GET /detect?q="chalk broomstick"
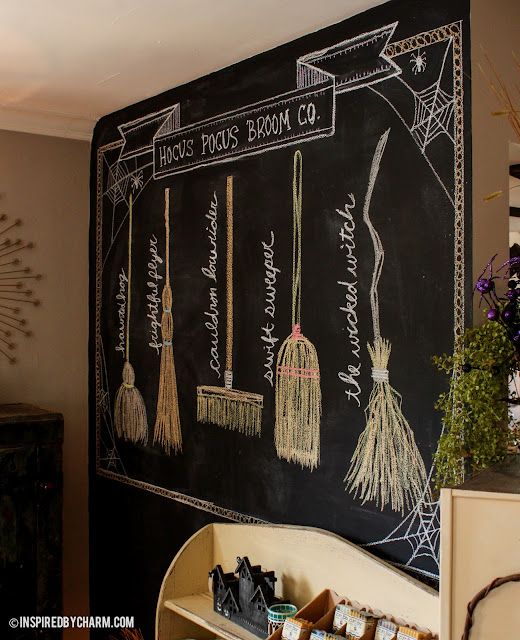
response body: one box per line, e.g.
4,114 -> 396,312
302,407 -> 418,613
345,129 -> 427,513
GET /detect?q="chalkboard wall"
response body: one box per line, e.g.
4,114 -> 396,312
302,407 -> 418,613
89,0 -> 471,635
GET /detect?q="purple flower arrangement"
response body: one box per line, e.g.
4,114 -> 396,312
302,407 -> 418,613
475,255 -> 520,351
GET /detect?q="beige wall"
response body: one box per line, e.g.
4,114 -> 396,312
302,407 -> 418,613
0,130 -> 90,636
471,0 -> 520,319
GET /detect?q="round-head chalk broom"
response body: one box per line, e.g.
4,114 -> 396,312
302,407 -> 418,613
197,176 -> 263,436
345,129 -> 427,513
114,193 -> 148,445
153,188 -> 182,454
274,150 -> 321,471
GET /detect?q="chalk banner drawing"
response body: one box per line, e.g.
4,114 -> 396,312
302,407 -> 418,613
94,8 -> 468,582
115,24 -> 400,176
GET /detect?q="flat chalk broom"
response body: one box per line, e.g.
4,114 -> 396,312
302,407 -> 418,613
197,175 -> 263,435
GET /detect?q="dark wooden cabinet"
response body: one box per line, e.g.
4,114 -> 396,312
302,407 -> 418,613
0,404 -> 63,639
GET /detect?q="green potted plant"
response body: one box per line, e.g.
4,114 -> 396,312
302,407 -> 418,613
433,256 -> 518,488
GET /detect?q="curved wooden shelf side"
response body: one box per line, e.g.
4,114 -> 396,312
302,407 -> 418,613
156,523 -> 439,640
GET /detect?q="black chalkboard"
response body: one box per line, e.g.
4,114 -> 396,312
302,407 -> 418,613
89,0 -> 471,635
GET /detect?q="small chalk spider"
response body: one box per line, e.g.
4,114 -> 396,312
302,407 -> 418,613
411,50 -> 427,74
131,170 -> 143,191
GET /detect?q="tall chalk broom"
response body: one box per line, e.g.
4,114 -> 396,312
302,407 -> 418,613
345,129 -> 426,513
114,194 -> 148,444
197,176 -> 263,435
275,150 -> 321,470
153,188 -> 182,454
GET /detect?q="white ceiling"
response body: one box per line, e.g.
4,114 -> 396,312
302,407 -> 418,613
0,0 -> 389,141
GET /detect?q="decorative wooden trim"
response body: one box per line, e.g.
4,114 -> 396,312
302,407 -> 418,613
450,488 -> 520,502
0,106 -> 94,141
440,489 -> 454,640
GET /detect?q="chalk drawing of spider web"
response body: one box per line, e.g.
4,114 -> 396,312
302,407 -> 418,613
371,37 -> 455,205
97,337 -> 127,476
106,161 -> 130,206
411,82 -> 454,152
364,465 -> 440,580
100,149 -> 154,269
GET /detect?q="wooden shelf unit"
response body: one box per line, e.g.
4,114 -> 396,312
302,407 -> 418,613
156,523 -> 439,640
164,593 -> 260,640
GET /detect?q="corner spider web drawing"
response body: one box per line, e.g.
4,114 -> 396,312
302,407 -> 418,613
364,466 -> 440,580
404,34 -> 454,153
372,36 -> 456,205
97,337 -> 126,475
101,151 -> 154,267
106,162 -> 130,206
411,82 -> 454,151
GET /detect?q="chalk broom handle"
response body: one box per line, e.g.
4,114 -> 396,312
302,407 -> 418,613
164,188 -> 170,286
363,129 -> 390,342
292,150 -> 302,331
126,194 -> 133,362
225,176 -> 234,389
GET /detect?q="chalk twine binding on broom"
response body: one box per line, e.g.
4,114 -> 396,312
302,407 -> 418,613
345,129 -> 427,514
153,188 -> 182,454
197,175 -> 263,435
275,150 -> 321,471
114,193 -> 148,445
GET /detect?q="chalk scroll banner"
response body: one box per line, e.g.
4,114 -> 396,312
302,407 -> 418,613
117,23 -> 401,176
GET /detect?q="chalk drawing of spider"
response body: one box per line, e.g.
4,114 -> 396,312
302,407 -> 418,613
131,170 -> 143,191
411,50 -> 427,74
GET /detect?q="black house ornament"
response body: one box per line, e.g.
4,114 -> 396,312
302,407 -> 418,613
210,556 -> 286,637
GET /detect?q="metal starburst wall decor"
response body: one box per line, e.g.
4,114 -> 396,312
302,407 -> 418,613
0,213 -> 42,364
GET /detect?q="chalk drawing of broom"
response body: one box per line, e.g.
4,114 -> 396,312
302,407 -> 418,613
153,188 -> 182,454
275,150 -> 321,470
345,129 -> 427,514
114,194 -> 148,444
197,176 -> 263,435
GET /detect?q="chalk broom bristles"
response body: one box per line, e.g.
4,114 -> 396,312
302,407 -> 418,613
345,338 -> 427,514
197,385 -> 263,436
275,324 -> 321,470
115,360 -> 148,445
154,283 -> 182,453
